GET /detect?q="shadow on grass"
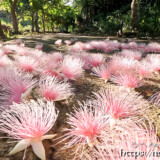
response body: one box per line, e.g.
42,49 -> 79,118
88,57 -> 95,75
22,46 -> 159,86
135,84 -> 160,99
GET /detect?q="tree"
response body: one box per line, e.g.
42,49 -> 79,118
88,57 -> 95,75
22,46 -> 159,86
131,0 -> 140,30
9,0 -> 19,33
0,21 -> 6,39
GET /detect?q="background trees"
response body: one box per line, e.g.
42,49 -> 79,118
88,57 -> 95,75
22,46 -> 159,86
0,0 -> 159,38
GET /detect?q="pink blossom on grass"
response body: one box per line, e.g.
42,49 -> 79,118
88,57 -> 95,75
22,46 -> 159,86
39,76 -> 73,101
16,38 -> 23,45
120,49 -> 143,60
121,43 -> 130,50
35,42 -> 43,50
88,53 -> 105,67
71,42 -> 85,52
38,66 -> 61,78
92,64 -> 111,82
0,48 -> 10,55
73,52 -> 90,69
38,53 -> 62,78
28,49 -> 44,59
88,40 -> 120,52
111,71 -> 142,90
119,57 -> 138,70
71,45 -> 81,53
109,56 -> 137,74
64,40 -> 72,46
16,56 -> 39,73
147,42 -> 160,53
97,121 -> 159,160
92,87 -> 147,121
4,45 -> 18,52
84,42 -> 92,51
95,41 -> 107,51
61,55 -> 84,81
0,100 -> 58,160
146,54 -> 160,73
109,40 -> 121,51
138,43 -> 146,51
0,67 -> 37,106
0,49 -> 4,56
48,52 -> 63,62
62,102 -> 108,159
15,47 -> 31,56
136,61 -> 152,79
128,42 -> 138,50
38,64 -> 61,78
89,41 -> 101,50
0,55 -> 12,67
55,39 -> 62,46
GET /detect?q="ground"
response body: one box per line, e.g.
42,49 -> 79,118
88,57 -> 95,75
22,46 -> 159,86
0,33 -> 160,160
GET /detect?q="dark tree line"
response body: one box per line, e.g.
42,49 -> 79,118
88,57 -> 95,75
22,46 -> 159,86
0,0 -> 160,38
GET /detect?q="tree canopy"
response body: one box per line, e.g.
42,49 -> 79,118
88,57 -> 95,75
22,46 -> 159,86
0,0 -> 160,37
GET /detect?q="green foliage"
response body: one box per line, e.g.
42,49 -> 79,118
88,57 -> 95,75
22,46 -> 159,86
0,0 -> 160,37
139,1 -> 160,36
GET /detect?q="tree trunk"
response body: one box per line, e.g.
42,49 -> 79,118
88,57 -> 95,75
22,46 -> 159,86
42,10 -> 45,33
9,0 -> 19,33
131,0 -> 140,30
31,12 -> 35,32
0,21 -> 6,39
51,22 -> 54,33
35,11 -> 39,32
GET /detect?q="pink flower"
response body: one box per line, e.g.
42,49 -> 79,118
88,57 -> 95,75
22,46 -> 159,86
0,67 -> 37,106
55,39 -> 62,46
121,43 -> 130,50
62,102 -> 108,158
28,49 -> 44,59
88,54 -> 105,67
16,38 -> 23,45
48,52 -> 63,62
136,61 -> 152,78
0,100 -> 58,160
89,41 -> 101,49
73,52 -> 90,69
39,76 -> 73,101
109,56 -> 137,74
64,40 -> 72,46
138,43 -> 146,51
38,53 -> 62,78
84,43 -> 92,51
147,42 -> 160,52
146,54 -> 160,73
128,42 -> 138,50
39,66 -> 61,78
0,48 -> 10,55
92,64 -> 111,82
111,71 -> 142,89
16,56 -> 39,73
95,121 -> 159,160
35,42 -> 43,50
4,44 -> 18,52
61,55 -> 84,81
120,49 -> 143,60
108,40 -> 121,51
0,55 -> 11,67
15,47 -> 30,56
71,42 -> 85,52
92,87 -> 147,120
